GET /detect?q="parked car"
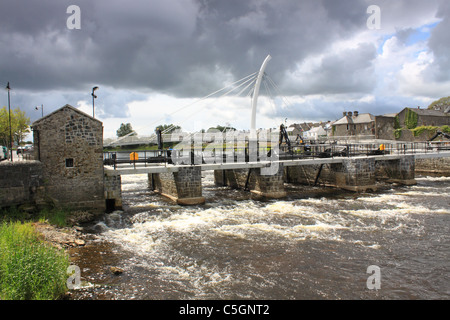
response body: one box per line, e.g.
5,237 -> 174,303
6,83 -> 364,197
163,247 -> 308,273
1,146 -> 9,160
17,144 -> 33,155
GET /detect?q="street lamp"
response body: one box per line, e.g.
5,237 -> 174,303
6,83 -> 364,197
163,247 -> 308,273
5,82 -> 13,162
92,86 -> 98,118
35,104 -> 44,118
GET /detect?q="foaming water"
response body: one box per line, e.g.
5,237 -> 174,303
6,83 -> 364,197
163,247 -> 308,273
71,173 -> 450,300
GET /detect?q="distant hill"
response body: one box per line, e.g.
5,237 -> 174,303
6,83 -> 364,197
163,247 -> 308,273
428,96 -> 450,113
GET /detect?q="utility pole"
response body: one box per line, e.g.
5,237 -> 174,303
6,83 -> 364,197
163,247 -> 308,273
92,86 -> 98,118
6,82 -> 13,162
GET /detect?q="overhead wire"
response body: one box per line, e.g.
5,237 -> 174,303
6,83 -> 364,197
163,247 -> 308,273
109,72 -> 258,145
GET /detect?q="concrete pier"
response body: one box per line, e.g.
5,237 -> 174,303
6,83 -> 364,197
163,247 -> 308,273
150,166 -> 205,205
335,158 -> 377,192
375,155 -> 416,185
285,158 -> 377,192
214,164 -> 286,199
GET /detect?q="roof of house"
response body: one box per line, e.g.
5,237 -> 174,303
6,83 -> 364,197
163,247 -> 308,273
333,113 -> 375,125
32,104 -> 102,127
403,107 -> 448,117
306,126 -> 326,133
380,113 -> 398,117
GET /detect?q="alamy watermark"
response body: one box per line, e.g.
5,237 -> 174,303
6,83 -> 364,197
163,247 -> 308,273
170,129 -> 280,176
366,265 -> 381,290
66,5 -> 81,30
367,5 -> 381,30
66,265 -> 81,289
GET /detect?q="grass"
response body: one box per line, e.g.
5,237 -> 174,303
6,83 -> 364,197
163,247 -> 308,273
37,208 -> 70,228
0,206 -> 70,228
0,220 -> 69,300
0,207 -> 72,300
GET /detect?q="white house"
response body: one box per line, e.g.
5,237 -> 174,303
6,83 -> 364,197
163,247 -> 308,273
304,126 -> 327,140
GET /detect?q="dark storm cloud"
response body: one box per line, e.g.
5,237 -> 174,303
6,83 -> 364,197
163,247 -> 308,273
426,1 -> 450,82
0,0 -> 370,96
266,95 -> 428,123
1,0 -> 448,124
281,42 -> 378,96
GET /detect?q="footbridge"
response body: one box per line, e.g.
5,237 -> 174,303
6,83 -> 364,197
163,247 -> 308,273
101,55 -> 450,208
103,141 -> 450,207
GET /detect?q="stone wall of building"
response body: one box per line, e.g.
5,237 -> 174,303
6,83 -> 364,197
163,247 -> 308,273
32,105 -> 105,212
375,116 -> 396,140
0,161 -> 45,209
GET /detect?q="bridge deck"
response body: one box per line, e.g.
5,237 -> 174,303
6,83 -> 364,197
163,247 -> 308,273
104,151 -> 450,176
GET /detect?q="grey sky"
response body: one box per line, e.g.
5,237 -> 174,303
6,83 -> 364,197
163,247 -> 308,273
1,0 -> 449,137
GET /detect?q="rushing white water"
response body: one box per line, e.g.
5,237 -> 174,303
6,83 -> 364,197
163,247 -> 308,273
73,172 -> 450,300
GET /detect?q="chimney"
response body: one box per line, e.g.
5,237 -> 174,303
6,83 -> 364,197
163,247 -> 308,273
347,111 -> 353,117
354,111 -> 359,117
343,111 -> 347,117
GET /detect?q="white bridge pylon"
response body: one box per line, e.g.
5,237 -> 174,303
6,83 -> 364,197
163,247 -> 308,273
250,54 -> 272,140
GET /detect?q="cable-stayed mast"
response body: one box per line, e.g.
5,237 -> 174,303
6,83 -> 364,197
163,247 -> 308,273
250,54 -> 271,139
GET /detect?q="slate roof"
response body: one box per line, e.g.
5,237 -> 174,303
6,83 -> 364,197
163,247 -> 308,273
333,113 -> 375,125
32,104 -> 102,127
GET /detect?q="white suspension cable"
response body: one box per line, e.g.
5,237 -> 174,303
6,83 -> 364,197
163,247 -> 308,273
108,72 -> 258,145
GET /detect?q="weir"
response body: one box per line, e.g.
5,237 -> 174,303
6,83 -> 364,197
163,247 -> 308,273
102,152 -> 450,209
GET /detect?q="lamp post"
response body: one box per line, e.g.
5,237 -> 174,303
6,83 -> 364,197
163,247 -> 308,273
35,104 -> 44,118
92,86 -> 98,118
5,82 -> 13,162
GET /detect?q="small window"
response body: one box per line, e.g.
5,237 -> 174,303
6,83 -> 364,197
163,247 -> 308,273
65,158 -> 74,168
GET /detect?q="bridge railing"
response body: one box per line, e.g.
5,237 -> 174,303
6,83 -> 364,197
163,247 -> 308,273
103,141 -> 450,169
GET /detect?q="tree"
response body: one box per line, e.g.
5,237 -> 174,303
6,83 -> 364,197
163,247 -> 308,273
207,125 -> 236,132
116,123 -> 135,137
428,96 -> 450,111
155,124 -> 181,133
0,107 -> 31,146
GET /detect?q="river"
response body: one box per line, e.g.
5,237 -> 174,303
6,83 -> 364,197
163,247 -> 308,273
69,172 -> 450,300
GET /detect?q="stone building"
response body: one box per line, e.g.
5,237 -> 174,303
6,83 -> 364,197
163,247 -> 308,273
332,111 -> 375,137
31,104 -> 105,212
397,107 -> 450,128
375,113 -> 397,140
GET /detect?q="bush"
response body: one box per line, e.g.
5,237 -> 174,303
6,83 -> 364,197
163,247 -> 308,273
405,109 -> 418,129
441,125 -> 450,134
410,126 -> 438,138
37,208 -> 70,228
0,221 -> 69,300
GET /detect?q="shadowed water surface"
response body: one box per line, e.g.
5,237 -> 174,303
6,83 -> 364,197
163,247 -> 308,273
70,173 -> 450,300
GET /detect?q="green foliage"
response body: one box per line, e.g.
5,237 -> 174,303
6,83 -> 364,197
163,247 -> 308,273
394,115 -> 401,129
427,96 -> 450,110
155,124 -> 181,133
0,221 -> 69,300
410,126 -> 438,138
0,207 -> 70,228
37,208 -> 70,228
404,108 -> 418,129
116,123 -> 135,138
394,128 -> 403,140
207,125 -> 236,132
441,125 -> 450,134
0,107 -> 31,146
